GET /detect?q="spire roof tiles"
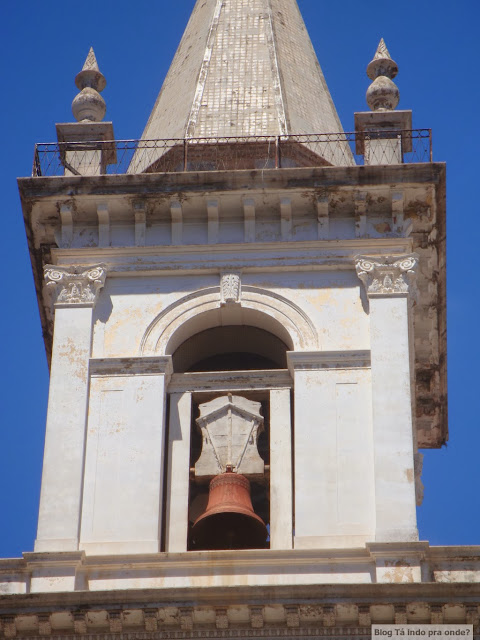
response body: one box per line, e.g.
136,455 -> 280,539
140,0 -> 347,147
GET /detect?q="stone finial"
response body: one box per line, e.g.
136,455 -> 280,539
366,39 -> 400,111
72,48 -> 107,122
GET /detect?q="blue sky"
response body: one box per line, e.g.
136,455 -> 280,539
1,1 -> 479,557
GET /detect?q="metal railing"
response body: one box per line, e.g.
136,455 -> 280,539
32,130 -> 432,177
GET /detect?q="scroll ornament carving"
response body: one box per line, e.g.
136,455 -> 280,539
220,272 -> 241,305
355,254 -> 418,297
44,264 -> 107,306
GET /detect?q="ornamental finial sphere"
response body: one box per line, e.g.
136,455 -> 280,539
366,39 -> 400,112
71,47 -> 107,122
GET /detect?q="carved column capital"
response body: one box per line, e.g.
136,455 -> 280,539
355,254 -> 419,298
44,264 -> 107,307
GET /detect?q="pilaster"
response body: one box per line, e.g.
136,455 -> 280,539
287,350 -> 374,549
35,265 -> 107,552
269,388 -> 293,550
80,357 -> 172,554
356,254 -> 419,542
165,392 -> 193,552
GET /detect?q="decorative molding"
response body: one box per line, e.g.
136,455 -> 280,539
207,200 -> 219,244
285,606 -> 300,628
44,264 -> 107,307
466,605 -> 479,626
107,611 -> 123,633
140,285 -> 318,356
394,605 -> 408,624
134,201 -> 146,247
0,602 -> 478,639
179,608 -> 194,632
144,609 -> 159,632
169,370 -> 292,394
23,551 -> 85,567
170,201 -> 183,246
322,605 -> 336,627
250,606 -> 264,629
1,616 -> 16,639
430,604 -> 444,624
97,202 -> 110,248
354,192 -> 367,238
355,254 -> 419,298
215,609 -> 229,630
89,356 -> 173,378
316,196 -> 329,240
366,541 -> 429,560
73,613 -> 87,635
37,613 -> 51,636
357,605 -> 371,627
287,350 -> 371,375
243,198 -> 256,243
0,630 -> 396,640
52,238 -> 414,283
220,272 -> 241,305
59,203 -> 73,248
280,198 -> 292,241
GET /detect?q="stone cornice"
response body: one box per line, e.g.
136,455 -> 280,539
169,370 -> 292,394
355,254 -> 419,298
287,351 -> 371,375
51,240 -> 413,277
22,551 -> 85,568
89,357 -> 173,378
18,162 -> 447,202
44,264 -> 107,307
2,579 -> 480,608
0,584 -> 478,639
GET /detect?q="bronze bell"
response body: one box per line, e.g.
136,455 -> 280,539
191,470 -> 268,550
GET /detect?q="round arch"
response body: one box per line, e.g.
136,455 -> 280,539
140,285 -> 318,357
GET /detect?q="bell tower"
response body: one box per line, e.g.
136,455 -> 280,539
23,0 -> 445,561
6,1 -> 478,637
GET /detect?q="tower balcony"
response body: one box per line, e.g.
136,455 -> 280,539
32,129 -> 432,178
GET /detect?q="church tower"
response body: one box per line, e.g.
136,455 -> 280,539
3,0 -> 478,637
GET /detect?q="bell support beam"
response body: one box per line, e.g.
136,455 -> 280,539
165,392 -> 192,553
269,388 -> 293,550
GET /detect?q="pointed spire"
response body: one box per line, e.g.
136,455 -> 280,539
72,47 -> 107,122
140,0 -> 347,143
366,38 -> 400,111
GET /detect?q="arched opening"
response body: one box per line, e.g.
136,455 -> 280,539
172,326 -> 289,373
170,324 -> 289,551
140,285 -> 317,357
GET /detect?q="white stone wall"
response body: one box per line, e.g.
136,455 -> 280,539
81,270 -> 375,551
80,372 -> 168,555
92,271 -> 369,359
31,244 -> 426,559
290,361 -> 374,549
